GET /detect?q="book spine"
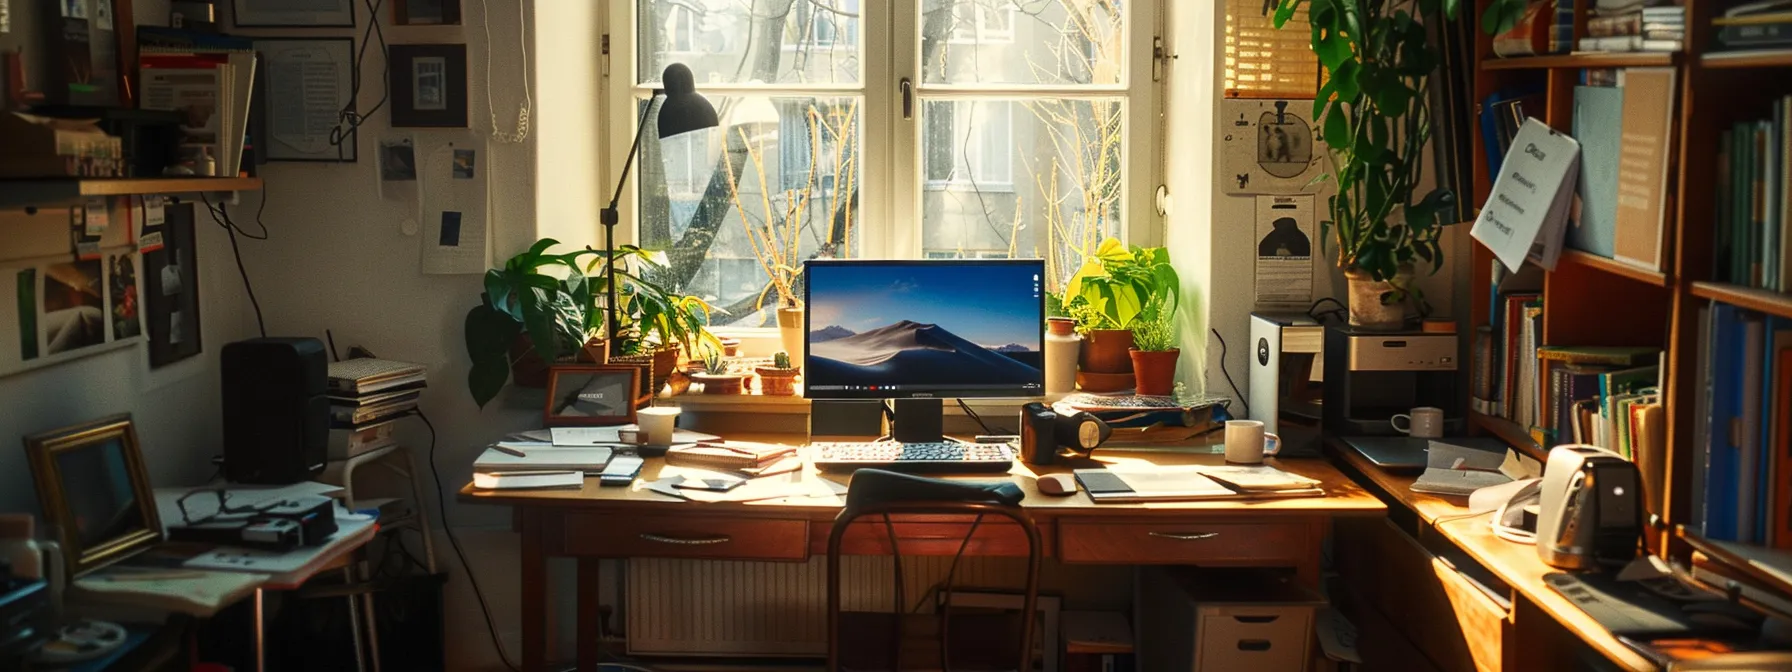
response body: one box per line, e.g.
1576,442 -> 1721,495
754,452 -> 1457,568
1587,13 -> 1641,37
1719,129 -> 1734,285
1551,0 -> 1577,53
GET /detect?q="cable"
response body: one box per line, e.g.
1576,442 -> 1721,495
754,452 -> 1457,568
937,514 -> 983,671
418,409 -> 523,672
1210,328 -> 1248,418
329,0 -> 390,157
200,195 -> 266,338
1307,297 -> 1347,324
955,398 -> 1011,435
478,0 -> 532,143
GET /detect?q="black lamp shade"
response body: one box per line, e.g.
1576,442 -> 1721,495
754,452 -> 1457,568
657,63 -> 719,139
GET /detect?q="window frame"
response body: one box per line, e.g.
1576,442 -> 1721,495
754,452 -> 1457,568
604,0 -> 1164,322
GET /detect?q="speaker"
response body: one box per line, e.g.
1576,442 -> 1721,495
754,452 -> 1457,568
222,337 -> 328,484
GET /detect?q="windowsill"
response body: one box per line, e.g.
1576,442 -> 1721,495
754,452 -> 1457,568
923,181 -> 1017,193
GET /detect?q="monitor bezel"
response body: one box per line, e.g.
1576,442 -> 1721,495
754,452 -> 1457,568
801,258 -> 1046,400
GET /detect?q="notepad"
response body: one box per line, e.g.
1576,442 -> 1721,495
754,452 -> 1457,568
473,446 -> 613,473
472,470 -> 584,490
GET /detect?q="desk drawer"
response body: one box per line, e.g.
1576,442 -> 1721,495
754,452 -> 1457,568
562,513 -> 808,561
1058,520 -> 1308,564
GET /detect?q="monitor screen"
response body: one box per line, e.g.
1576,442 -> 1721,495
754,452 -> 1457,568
804,259 -> 1045,399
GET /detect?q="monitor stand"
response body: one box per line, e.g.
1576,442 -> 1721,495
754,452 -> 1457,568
890,398 -> 945,443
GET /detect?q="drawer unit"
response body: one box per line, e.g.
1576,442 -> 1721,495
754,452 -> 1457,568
562,513 -> 808,561
1058,520 -> 1308,564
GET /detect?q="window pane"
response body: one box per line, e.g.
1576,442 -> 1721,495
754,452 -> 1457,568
637,96 -> 864,327
638,0 -> 862,86
921,0 -> 1122,86
920,97 -> 1123,293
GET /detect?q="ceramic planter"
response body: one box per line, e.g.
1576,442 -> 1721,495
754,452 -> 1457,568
1077,328 -> 1135,392
1344,265 -> 1413,330
1129,348 -> 1180,396
756,367 -> 800,396
777,306 -> 805,364
692,372 -> 746,395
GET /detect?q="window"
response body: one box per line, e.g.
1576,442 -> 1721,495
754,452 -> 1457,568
618,0 -> 1158,328
1223,0 -> 1319,99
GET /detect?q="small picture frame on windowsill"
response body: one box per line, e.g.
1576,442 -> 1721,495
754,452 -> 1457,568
544,365 -> 641,427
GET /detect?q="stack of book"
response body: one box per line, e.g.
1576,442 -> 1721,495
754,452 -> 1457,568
1579,4 -> 1686,53
1471,265 -> 1543,422
1711,0 -> 1792,52
1694,304 -> 1792,546
326,358 -> 426,459
1714,96 -> 1792,291
1491,0 -> 1576,57
1539,347 -> 1661,456
136,27 -> 257,177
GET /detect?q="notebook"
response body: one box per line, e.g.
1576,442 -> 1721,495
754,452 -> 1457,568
473,446 -> 613,473
472,471 -> 585,490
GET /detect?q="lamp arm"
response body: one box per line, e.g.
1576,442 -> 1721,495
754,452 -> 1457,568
603,90 -> 665,221
602,90 -> 664,345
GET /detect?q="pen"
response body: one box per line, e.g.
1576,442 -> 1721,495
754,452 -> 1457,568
494,445 -> 528,458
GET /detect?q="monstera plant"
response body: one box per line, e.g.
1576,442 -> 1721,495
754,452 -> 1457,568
1274,0 -> 1461,328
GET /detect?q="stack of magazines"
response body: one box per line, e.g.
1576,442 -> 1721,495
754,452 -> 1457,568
326,358 -> 426,459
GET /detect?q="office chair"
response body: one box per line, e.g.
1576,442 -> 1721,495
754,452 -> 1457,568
825,469 -> 1041,671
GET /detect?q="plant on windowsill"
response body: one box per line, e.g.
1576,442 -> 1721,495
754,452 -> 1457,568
1128,294 -> 1179,396
1060,238 -> 1180,392
1273,0 -> 1461,329
691,349 -> 746,395
755,350 -> 800,397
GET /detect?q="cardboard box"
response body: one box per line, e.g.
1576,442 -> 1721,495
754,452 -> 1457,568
1137,567 -> 1323,672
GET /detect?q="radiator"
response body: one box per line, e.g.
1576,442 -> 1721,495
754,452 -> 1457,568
627,556 -> 1125,657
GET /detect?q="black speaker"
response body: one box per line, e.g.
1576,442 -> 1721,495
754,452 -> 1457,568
222,337 -> 328,484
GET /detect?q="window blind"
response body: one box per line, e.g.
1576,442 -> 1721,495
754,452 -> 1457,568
1224,0 -> 1321,99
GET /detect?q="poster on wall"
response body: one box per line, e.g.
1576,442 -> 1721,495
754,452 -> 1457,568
419,138 -> 489,274
1254,194 -> 1317,309
41,259 -> 107,356
1221,99 -> 1326,196
145,204 -> 203,368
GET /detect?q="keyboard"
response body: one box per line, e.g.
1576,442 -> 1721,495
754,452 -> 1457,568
810,441 -> 1015,473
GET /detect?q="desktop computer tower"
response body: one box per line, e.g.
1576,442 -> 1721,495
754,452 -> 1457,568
1248,313 -> 1325,457
221,337 -> 329,484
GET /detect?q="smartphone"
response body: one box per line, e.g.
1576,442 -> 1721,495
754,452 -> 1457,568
673,476 -> 746,492
598,455 -> 645,487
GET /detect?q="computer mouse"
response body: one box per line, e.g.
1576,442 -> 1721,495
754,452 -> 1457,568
1037,473 -> 1077,496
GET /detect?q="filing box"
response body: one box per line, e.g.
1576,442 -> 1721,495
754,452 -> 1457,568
1137,567 -> 1322,672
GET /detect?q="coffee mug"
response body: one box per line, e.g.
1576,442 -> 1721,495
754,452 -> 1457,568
638,406 -> 681,445
1391,406 -> 1445,439
1225,420 -> 1281,464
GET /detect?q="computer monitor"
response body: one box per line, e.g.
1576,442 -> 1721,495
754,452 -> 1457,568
804,259 -> 1045,441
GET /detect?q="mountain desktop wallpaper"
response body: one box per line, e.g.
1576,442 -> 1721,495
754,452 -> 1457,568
806,262 -> 1044,392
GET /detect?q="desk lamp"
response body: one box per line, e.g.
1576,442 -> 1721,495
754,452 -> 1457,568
599,63 -> 719,342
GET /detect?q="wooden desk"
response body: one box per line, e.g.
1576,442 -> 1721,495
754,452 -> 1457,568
459,441 -> 1385,672
1327,438 -> 1659,671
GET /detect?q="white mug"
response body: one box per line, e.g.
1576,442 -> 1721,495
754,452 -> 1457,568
638,406 -> 681,445
1225,420 -> 1281,464
1391,407 -> 1445,439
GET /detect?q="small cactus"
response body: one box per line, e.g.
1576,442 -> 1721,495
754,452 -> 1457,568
703,350 -> 728,375
772,351 -> 791,369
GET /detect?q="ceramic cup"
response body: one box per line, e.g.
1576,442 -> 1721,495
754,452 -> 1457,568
1390,406 -> 1445,439
1224,420 -> 1281,464
638,406 -> 681,445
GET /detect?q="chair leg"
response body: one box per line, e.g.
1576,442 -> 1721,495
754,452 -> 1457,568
826,526 -> 843,672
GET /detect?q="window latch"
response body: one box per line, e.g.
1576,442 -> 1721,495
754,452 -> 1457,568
1152,36 -> 1170,82
900,78 -> 914,120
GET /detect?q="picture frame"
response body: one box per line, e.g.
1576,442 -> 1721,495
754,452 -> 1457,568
544,365 -> 640,427
388,43 -> 468,128
254,38 -> 359,162
25,414 -> 162,578
394,0 -> 461,25
232,0 -> 354,27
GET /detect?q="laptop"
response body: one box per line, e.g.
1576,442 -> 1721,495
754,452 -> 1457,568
1340,435 -> 1510,471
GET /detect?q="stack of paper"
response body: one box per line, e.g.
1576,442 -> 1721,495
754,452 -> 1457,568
327,358 -> 427,431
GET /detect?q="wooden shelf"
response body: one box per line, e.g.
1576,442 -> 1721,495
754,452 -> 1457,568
0,176 -> 263,208
1470,411 -> 1544,459
1702,50 -> 1792,69
1481,52 -> 1678,70
1690,282 -> 1792,319
1560,249 -> 1671,287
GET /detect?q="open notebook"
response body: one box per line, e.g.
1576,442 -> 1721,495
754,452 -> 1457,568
1074,465 -> 1323,502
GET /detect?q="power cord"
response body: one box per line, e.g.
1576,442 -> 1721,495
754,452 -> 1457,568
954,399 -> 1010,435
478,0 -> 531,143
1210,328 -> 1249,418
329,0 -> 390,157
416,409 -> 523,672
199,194 -> 266,338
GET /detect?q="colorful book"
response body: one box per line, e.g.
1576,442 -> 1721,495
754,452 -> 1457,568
1537,345 -> 1660,366
1612,68 -> 1677,272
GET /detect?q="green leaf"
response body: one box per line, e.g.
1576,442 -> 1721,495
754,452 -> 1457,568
1331,60 -> 1361,104
468,356 -> 510,409
1272,0 -> 1302,29
465,304 -> 521,361
1482,0 -> 1525,36
1443,0 -> 1461,21
1322,105 -> 1350,148
520,286 -> 564,362
1315,30 -> 1353,72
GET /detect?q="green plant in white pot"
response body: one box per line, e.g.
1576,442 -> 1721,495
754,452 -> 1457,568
1274,0 -> 1459,328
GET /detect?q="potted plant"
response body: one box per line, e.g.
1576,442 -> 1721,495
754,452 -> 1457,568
691,350 -> 745,395
755,351 -> 800,396
1273,0 -> 1459,329
1061,238 -> 1180,392
602,249 -> 723,398
1128,294 -> 1178,396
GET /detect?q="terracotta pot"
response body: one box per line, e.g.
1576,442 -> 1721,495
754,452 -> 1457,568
1047,318 -> 1077,337
1344,265 -> 1413,330
692,373 -> 745,395
1078,329 -> 1135,374
578,337 -> 608,363
1129,348 -> 1180,396
611,345 -> 682,398
720,337 -> 743,357
756,367 -> 800,396
1076,370 -> 1135,393
508,334 -> 551,388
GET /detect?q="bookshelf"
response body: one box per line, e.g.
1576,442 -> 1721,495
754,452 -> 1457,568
1473,0 -> 1792,569
0,177 -> 263,209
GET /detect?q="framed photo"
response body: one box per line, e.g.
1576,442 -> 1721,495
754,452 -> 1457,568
394,0 -> 461,25
144,203 -> 202,367
25,414 -> 162,578
233,0 -> 355,27
255,38 -> 359,162
544,365 -> 640,427
388,44 -> 468,128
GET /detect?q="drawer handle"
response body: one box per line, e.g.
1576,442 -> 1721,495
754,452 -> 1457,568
1149,531 -> 1220,541
639,533 -> 732,546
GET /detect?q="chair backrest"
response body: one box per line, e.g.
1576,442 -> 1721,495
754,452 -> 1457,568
825,470 -> 1041,672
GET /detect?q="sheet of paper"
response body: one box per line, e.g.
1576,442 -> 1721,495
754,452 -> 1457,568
1221,99 -> 1326,195
549,426 -> 719,446
1471,118 -> 1581,272
84,197 -> 109,236
1254,194 -> 1316,308
420,140 -> 489,274
258,39 -> 354,160
153,482 -> 343,528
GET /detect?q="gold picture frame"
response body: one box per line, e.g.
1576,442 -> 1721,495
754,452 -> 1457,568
24,414 -> 163,577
